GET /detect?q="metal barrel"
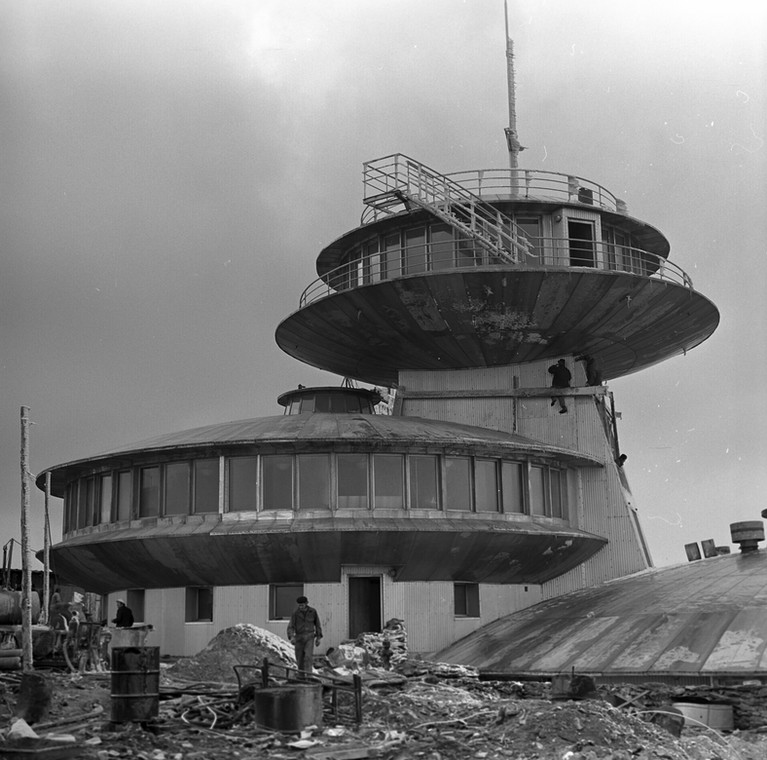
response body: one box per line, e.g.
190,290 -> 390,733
252,683 -> 323,732
0,590 -> 40,625
110,646 -> 160,723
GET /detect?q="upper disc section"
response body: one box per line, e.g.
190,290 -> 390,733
276,156 -> 719,385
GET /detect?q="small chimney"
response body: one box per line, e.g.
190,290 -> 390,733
684,542 -> 701,561
730,521 -> 765,553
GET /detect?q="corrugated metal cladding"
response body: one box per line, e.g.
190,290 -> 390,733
401,399 -> 517,435
110,576 -> 543,658
397,359 -> 652,600
516,391 -> 609,461
437,550 -> 767,680
400,367 -> 517,392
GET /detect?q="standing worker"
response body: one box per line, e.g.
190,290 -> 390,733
548,358 -> 572,414
287,596 -> 323,677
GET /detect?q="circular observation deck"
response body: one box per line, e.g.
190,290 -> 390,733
37,412 -> 605,593
276,162 -> 719,386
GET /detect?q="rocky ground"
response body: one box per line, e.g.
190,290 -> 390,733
1,626 -> 766,759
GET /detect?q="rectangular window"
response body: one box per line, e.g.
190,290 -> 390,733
404,227 -> 427,274
126,589 -> 145,623
602,227 -> 617,270
373,454 -> 405,509
409,455 -> 439,509
430,224 -> 454,270
530,465 -> 547,516
185,587 -> 213,622
445,457 -> 472,510
501,461 -> 525,513
270,584 -> 303,620
165,462 -> 191,516
194,458 -> 219,514
383,233 -> 401,278
454,583 -> 480,617
228,457 -> 258,511
363,240 -> 381,283
297,454 -> 330,510
117,471 -> 132,521
64,483 -> 76,533
139,467 -> 161,518
262,455 -> 293,510
474,459 -> 499,512
77,479 -> 88,529
337,454 -> 369,509
313,392 -> 331,412
85,477 -> 96,527
515,216 -> 542,259
99,474 -> 113,524
550,468 -> 568,519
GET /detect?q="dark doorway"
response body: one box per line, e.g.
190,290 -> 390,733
568,220 -> 595,267
348,576 -> 381,638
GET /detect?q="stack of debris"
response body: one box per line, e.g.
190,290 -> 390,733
355,617 -> 408,669
166,624 -> 295,684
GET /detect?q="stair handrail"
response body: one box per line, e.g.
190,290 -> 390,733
363,154 -> 534,264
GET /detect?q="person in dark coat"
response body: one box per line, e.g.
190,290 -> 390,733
548,358 -> 572,414
112,599 -> 134,628
287,596 -> 323,677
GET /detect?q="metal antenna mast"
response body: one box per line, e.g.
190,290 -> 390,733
503,0 -> 522,169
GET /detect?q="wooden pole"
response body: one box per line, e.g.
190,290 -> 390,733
42,472 -> 51,626
20,406 -> 34,671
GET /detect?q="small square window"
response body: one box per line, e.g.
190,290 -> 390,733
454,583 -> 480,617
270,584 -> 303,620
185,587 -> 213,622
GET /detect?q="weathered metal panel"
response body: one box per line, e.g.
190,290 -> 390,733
437,551 -> 767,678
276,270 -> 719,386
51,514 -> 604,592
703,608 -> 767,671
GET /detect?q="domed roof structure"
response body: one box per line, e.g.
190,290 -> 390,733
42,412 -> 600,494
437,546 -> 767,684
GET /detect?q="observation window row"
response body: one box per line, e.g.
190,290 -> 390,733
335,217 -> 652,290
63,452 -> 570,533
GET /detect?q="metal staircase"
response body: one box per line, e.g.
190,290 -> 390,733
362,154 -> 533,264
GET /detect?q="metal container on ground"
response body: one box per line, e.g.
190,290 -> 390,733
110,646 -> 160,723
672,702 -> 734,730
252,683 -> 323,732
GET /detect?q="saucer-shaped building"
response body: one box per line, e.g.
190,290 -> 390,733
37,21 -> 718,657
37,150 -> 718,656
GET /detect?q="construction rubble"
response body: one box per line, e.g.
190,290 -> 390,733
1,622 -> 767,759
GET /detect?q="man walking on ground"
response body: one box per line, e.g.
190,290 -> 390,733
287,596 -> 323,677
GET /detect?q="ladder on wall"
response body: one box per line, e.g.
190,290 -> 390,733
362,154 -> 533,264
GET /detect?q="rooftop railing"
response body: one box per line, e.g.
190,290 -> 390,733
361,166 -> 627,225
299,237 -> 693,308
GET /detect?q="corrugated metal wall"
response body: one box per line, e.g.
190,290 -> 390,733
398,359 -> 652,602
112,577 -> 542,658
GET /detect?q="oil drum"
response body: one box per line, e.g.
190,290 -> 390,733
110,646 -> 160,722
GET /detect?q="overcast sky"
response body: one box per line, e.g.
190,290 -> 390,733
1,0 -> 764,572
